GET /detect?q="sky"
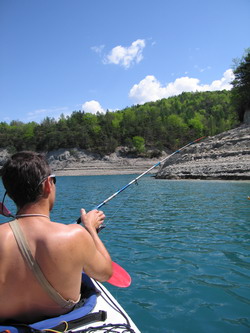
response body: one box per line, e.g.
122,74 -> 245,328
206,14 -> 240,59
0,0 -> 250,124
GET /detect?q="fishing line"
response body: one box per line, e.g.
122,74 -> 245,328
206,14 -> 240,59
103,182 -> 140,228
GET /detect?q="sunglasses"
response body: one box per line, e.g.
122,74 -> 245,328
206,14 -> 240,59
49,174 -> 56,185
37,174 -> 56,188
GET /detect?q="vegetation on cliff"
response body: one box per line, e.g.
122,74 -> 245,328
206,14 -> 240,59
231,48 -> 250,121
0,90 -> 238,156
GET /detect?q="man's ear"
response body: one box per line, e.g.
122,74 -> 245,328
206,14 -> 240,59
43,177 -> 52,195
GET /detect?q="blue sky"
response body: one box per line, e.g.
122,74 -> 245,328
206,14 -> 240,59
0,0 -> 249,123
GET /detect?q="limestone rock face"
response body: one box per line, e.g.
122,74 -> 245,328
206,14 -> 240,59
156,125 -> 250,180
0,147 -> 162,176
1,125 -> 249,179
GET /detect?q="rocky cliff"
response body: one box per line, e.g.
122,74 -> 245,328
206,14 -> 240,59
1,125 -> 249,179
156,124 -> 250,180
0,147 -> 165,176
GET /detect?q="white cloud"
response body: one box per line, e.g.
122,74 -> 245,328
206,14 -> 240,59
194,65 -> 212,73
129,69 -> 235,104
205,69 -> 235,91
91,45 -> 105,54
103,39 -> 146,69
28,109 -> 48,117
129,75 -> 167,104
82,100 -> 105,114
27,107 -> 70,121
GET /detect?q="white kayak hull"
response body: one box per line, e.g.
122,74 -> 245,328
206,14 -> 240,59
72,279 -> 140,333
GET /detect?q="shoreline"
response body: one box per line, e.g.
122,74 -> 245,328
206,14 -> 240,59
54,165 -> 159,176
53,166 -> 250,181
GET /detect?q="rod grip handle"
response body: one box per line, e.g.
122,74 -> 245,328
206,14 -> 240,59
76,217 -> 105,233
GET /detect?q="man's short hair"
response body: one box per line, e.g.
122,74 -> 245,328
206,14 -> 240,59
1,151 -> 52,209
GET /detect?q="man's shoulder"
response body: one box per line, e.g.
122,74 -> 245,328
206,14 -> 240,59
49,221 -> 88,240
44,222 -> 89,257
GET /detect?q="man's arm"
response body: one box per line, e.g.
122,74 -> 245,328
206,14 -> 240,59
71,209 -> 113,282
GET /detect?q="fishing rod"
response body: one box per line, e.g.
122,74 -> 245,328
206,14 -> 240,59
76,136 -> 205,224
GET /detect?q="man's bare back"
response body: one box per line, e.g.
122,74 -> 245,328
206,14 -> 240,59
0,151 -> 112,323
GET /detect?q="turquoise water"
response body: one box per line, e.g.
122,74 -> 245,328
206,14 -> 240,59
1,175 -> 250,332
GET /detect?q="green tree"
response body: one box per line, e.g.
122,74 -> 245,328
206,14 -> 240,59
132,136 -> 145,154
188,112 -> 205,137
166,114 -> 188,142
231,48 -> 250,121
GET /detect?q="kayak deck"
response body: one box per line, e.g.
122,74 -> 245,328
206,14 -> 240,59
71,279 -> 140,333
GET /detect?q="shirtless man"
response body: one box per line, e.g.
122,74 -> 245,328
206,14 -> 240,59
0,151 -> 113,323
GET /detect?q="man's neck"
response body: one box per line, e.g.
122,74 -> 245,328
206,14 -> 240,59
17,201 -> 50,219
16,213 -> 50,219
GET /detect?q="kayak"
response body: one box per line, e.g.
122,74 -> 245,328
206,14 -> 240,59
72,279 -> 141,333
0,273 -> 140,333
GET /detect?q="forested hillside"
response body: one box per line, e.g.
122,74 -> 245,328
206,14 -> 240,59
0,90 -> 238,156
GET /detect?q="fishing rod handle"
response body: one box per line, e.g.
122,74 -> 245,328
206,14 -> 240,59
76,217 -> 105,233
